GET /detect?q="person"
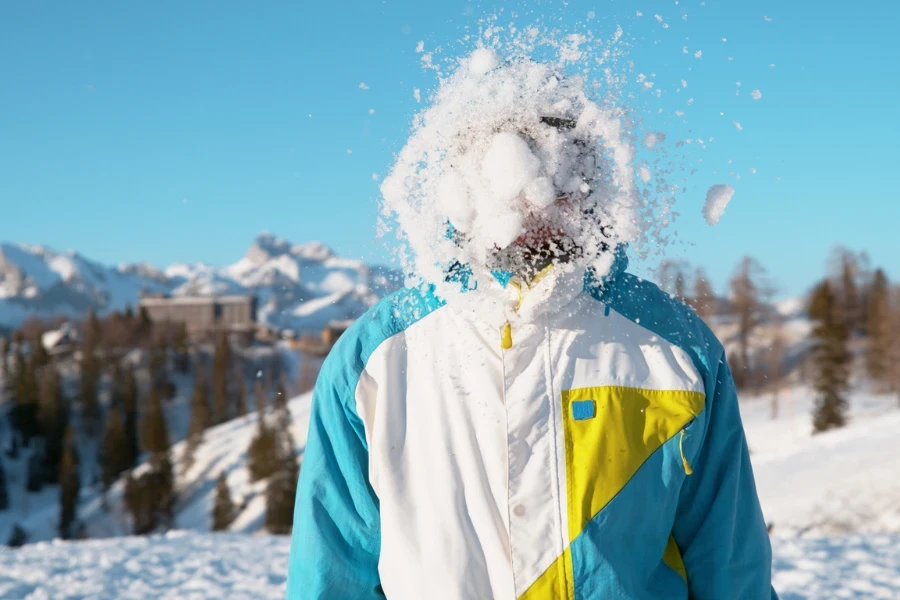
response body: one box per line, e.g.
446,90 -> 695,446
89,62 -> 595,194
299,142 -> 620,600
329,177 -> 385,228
285,59 -> 776,598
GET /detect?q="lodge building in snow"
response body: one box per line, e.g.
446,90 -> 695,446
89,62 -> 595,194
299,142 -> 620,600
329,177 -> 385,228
138,294 -> 257,342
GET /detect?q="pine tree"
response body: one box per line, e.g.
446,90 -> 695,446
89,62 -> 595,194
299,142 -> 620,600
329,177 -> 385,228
0,336 -> 8,378
234,366 -> 247,417
173,323 -> 190,374
120,367 -> 140,469
729,257 -> 770,387
865,269 -> 891,390
691,268 -> 716,321
212,472 -> 236,531
809,281 -> 851,433
247,409 -> 280,483
31,335 -> 50,369
266,384 -> 299,534
127,388 -> 175,535
13,351 -> 41,443
274,378 -> 288,413
212,333 -> 232,424
140,389 -> 170,456
102,405 -> 129,490
38,365 -> 67,483
148,338 -> 168,394
58,427 -> 81,539
0,461 -> 9,511
183,362 -> 210,473
265,458 -> 298,534
80,309 -> 102,436
840,253 -> 862,333
254,377 -> 267,414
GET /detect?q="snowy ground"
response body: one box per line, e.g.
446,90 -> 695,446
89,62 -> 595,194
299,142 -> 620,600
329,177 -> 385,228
1,386 -> 899,598
742,388 -> 900,537
0,531 -> 898,599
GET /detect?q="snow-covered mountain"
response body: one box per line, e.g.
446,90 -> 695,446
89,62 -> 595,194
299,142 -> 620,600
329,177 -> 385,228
0,234 -> 400,334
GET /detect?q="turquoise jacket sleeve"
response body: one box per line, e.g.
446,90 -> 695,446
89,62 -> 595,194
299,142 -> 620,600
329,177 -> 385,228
285,356 -> 383,599
672,357 -> 778,599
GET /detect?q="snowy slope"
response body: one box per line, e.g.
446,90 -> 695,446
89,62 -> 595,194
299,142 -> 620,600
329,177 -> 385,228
0,233 -> 399,334
1,386 -> 900,597
742,388 -> 900,537
84,391 -> 312,541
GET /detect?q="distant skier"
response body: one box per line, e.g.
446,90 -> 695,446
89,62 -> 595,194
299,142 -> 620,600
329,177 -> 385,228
286,49 -> 777,600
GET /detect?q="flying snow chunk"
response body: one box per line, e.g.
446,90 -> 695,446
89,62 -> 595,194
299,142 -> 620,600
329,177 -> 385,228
752,89 -> 763,100
703,184 -> 735,226
643,132 -> 665,149
359,82 -> 369,90
415,40 -> 425,53
482,132 -> 541,201
413,88 -> 421,103
468,47 -> 499,76
524,177 -> 556,209
694,50 -> 703,59
639,166 -> 652,182
733,121 -> 743,131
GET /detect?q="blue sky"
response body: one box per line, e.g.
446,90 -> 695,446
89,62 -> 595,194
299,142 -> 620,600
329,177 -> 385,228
1,0 -> 897,298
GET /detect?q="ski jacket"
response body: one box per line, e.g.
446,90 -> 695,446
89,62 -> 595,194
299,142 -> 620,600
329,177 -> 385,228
286,255 -> 777,600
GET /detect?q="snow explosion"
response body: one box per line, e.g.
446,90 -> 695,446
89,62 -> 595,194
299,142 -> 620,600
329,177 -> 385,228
379,26 -> 732,310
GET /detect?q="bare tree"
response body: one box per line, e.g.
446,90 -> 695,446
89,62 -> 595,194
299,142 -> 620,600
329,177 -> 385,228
689,267 -> 717,321
766,316 -> 787,419
657,259 -> 691,301
728,257 -> 772,387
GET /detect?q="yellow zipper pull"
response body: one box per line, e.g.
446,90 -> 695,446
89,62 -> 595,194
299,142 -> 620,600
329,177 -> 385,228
501,321 -> 512,350
679,429 -> 693,475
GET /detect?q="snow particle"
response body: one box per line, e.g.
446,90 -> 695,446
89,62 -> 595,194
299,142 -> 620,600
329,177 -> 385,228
369,108 -> 376,114
413,88 -> 421,103
751,89 -> 763,100
764,15 -> 773,22
639,166 -> 652,182
636,10 -> 643,17
372,173 -> 380,181
415,40 -> 425,53
733,121 -> 743,131
681,79 -> 688,88
359,82 -> 369,90
694,50 -> 702,59
346,148 -> 353,154
702,184 -> 735,226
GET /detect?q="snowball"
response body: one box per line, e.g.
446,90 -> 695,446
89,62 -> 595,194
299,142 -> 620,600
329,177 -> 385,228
481,132 -> 542,201
524,176 -> 556,208
468,48 -> 499,76
703,184 -> 734,225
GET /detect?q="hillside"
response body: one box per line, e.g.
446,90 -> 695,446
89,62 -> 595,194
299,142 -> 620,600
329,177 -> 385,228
0,233 -> 399,334
0,385 -> 899,598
